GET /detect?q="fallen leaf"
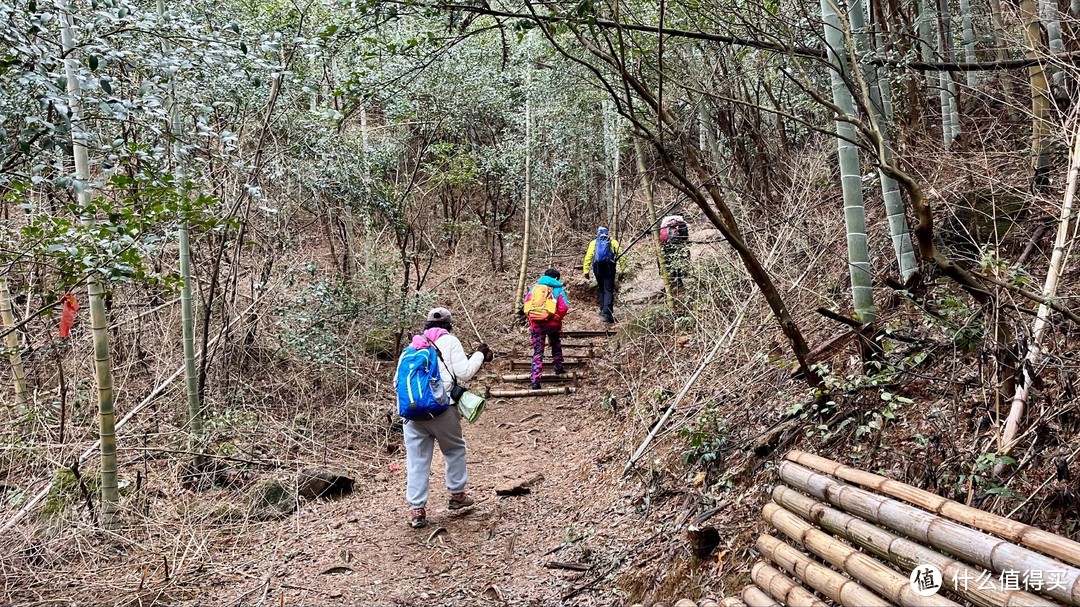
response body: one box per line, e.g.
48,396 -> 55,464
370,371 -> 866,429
389,463 -> 401,472
716,549 -> 729,568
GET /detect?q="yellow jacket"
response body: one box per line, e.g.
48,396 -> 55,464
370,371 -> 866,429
582,238 -> 626,274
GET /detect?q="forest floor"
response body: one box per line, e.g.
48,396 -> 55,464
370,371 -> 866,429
179,272 -> 681,606
6,252 -> 721,606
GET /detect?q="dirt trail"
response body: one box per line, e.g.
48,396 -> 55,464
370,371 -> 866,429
205,284 -> 662,605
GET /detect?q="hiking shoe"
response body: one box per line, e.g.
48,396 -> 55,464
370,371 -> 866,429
448,492 -> 475,510
530,381 -> 541,390
409,508 -> 427,528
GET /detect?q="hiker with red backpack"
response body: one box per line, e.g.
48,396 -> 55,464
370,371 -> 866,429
659,214 -> 690,288
582,226 -> 622,324
394,307 -> 493,529
521,269 -> 570,389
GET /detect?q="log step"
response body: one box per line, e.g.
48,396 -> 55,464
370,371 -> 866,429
500,372 -> 581,382
510,359 -> 586,370
487,387 -> 576,398
559,342 -> 596,349
517,348 -> 595,358
561,330 -> 613,338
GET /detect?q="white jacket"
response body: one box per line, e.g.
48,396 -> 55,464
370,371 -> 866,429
432,333 -> 484,393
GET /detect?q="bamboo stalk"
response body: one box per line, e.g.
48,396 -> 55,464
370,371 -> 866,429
499,373 -> 580,382
999,118 -> 1080,467
764,502 -> 962,607
157,0 -> 203,466
0,277 -> 28,408
778,459 -> 1080,605
752,561 -> 830,607
60,6 -> 118,530
755,534 -> 893,607
772,485 -> 1055,607
741,585 -> 781,607
487,387 -> 575,398
785,450 -> 1080,569
719,598 -> 747,607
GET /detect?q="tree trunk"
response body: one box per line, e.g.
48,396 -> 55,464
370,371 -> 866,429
821,0 -> 876,322
60,5 -> 118,529
513,67 -> 532,315
1023,0 -> 1053,188
633,138 -> 674,311
0,277 -> 28,409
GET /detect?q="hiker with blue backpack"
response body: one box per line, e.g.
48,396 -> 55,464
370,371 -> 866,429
394,307 -> 493,529
582,226 -> 622,324
521,268 -> 570,390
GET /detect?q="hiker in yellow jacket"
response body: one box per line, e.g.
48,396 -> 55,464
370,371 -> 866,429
582,227 -> 624,324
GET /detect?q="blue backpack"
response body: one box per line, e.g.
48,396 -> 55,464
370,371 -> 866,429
595,234 -> 614,262
395,345 -> 449,420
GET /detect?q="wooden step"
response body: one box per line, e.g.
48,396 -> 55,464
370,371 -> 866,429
519,347 -> 595,358
500,372 -> 581,382
509,359 -> 586,370
487,386 -> 576,398
561,330 -> 614,338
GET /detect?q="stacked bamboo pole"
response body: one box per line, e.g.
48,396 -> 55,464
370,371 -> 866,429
741,585 -> 781,607
778,460 -> 1080,606
785,450 -> 1080,568
771,485 -> 1055,607
755,534 -> 893,607
751,562 -> 830,607
764,502 -> 963,607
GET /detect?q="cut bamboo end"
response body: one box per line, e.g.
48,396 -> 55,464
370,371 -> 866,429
778,461 -> 1080,607
755,534 -> 893,607
784,450 -> 1080,569
741,585 -> 781,607
499,372 -> 581,382
771,485 -> 1056,607
763,501 -> 963,607
487,387 -> 575,398
751,561 -> 830,607
718,598 -> 747,607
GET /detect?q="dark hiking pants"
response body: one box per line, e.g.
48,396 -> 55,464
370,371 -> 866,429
593,260 -> 617,323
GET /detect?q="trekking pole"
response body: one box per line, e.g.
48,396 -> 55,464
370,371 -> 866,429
453,288 -> 485,343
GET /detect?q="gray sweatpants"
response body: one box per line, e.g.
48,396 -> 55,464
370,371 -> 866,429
404,407 -> 467,509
